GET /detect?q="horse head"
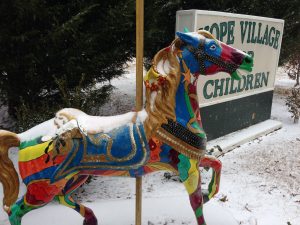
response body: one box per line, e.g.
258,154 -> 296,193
176,30 -> 253,80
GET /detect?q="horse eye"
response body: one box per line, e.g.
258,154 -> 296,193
210,44 -> 216,50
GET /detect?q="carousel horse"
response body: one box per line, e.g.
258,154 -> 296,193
0,30 -> 253,225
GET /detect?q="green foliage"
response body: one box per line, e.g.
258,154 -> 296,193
286,87 -> 300,123
283,29 -> 300,86
143,0 -> 300,66
0,0 -> 135,127
0,0 -> 299,131
15,80 -> 113,132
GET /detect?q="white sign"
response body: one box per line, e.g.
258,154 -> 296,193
176,10 -> 284,107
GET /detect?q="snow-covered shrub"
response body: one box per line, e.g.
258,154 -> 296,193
286,87 -> 300,123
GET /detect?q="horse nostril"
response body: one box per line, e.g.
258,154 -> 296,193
245,56 -> 253,64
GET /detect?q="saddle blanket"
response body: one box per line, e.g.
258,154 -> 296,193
51,122 -> 149,182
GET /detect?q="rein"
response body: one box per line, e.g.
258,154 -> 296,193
186,37 -> 238,75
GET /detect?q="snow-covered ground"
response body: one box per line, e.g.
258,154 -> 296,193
0,64 -> 299,225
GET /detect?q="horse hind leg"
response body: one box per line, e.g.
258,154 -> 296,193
8,193 -> 51,225
177,154 -> 206,225
8,178 -> 71,225
56,175 -> 98,225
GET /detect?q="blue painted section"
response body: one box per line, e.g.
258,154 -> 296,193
174,58 -> 194,127
128,167 -> 145,177
23,166 -> 58,185
176,32 -> 199,48
181,48 -> 200,73
177,32 -> 222,74
204,39 -> 222,68
51,123 -> 150,182
159,144 -> 173,163
174,77 -> 191,127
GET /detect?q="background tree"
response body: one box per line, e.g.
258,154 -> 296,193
0,0 -> 299,131
285,52 -> 300,87
143,0 -> 300,67
0,0 -> 135,130
286,87 -> 300,123
282,31 -> 300,87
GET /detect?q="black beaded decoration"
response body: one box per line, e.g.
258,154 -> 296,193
161,119 -> 206,150
186,38 -> 238,74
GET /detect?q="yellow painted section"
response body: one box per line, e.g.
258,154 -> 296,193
65,171 -> 79,180
79,205 -> 85,216
147,162 -> 178,173
19,141 -> 53,162
183,159 -> 199,194
58,195 -> 75,209
144,67 -> 160,81
208,173 -> 217,199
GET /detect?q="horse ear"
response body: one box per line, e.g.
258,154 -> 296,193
176,32 -> 198,46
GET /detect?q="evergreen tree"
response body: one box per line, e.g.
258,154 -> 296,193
0,0 -> 135,119
0,0 -> 299,130
143,0 -> 299,66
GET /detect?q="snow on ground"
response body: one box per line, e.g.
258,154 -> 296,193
0,65 -> 299,225
95,61 -> 138,116
274,67 -> 297,95
215,93 -> 300,225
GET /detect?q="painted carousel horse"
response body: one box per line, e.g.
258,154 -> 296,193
0,30 -> 253,225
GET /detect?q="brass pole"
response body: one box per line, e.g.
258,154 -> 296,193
136,0 -> 144,109
135,0 -> 144,225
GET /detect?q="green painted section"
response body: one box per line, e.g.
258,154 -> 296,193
184,87 -> 206,139
183,27 -> 190,33
195,206 -> 203,217
178,154 -> 191,182
184,91 -> 195,118
201,91 -> 273,140
65,194 -> 76,207
19,136 -> 42,150
9,199 -> 36,225
208,172 -> 216,198
230,54 -> 253,80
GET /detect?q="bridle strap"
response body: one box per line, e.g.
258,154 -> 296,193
186,38 -> 238,74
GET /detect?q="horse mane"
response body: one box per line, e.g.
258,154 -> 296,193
143,43 -> 182,139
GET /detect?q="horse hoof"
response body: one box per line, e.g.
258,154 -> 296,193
83,217 -> 98,225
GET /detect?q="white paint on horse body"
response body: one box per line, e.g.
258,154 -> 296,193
18,108 -> 148,143
148,55 -> 172,110
18,118 -> 57,143
156,57 -> 171,75
54,108 -> 87,128
150,91 -> 157,111
73,110 -> 147,134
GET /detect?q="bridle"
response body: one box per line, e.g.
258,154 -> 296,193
186,37 -> 238,75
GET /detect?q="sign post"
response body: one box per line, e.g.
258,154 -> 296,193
135,1 -> 144,225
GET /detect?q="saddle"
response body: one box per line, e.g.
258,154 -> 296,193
50,120 -> 149,183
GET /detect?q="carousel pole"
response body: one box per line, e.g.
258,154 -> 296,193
135,0 -> 144,225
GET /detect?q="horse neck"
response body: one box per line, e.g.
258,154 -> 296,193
174,60 -> 206,138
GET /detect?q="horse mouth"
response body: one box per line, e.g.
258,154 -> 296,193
230,56 -> 254,80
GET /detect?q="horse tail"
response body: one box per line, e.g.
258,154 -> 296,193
0,130 -> 20,208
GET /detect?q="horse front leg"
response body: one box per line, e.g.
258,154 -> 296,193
199,155 -> 222,202
178,154 -> 206,225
